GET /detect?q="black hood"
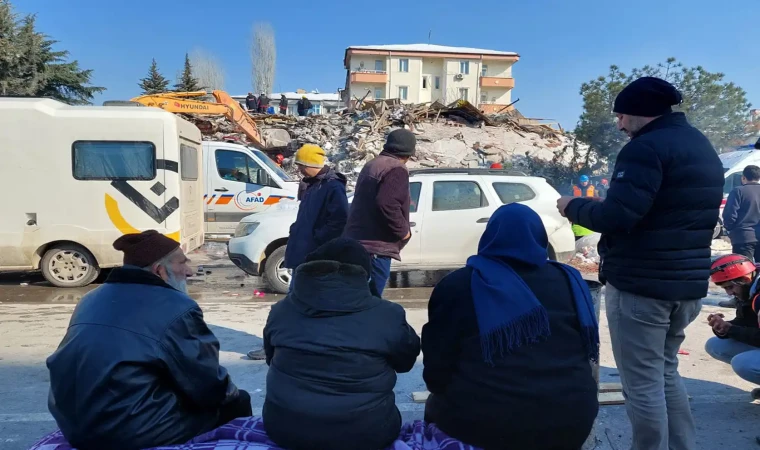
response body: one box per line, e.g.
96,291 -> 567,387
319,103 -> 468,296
289,260 -> 381,317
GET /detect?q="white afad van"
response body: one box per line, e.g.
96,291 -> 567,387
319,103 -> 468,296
0,98 -> 205,287
200,141 -> 299,235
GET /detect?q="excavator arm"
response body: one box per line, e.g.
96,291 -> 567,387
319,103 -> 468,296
130,91 -> 266,148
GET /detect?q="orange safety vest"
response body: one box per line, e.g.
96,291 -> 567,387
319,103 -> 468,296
573,184 -> 595,197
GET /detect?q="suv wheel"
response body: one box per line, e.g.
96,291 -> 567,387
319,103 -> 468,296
41,244 -> 100,288
264,246 -> 291,294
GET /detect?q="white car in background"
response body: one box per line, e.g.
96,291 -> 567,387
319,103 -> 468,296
227,168 -> 576,293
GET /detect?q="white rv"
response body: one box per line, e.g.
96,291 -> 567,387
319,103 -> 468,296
0,98 -> 205,287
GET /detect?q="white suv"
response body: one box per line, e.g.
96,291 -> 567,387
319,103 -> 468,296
227,169 -> 576,293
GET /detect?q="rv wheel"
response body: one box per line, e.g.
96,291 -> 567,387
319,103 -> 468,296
41,244 -> 100,288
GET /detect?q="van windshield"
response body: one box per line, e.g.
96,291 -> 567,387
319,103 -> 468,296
250,148 -> 294,182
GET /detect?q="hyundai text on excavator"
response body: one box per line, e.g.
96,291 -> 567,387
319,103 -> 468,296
130,90 -> 266,148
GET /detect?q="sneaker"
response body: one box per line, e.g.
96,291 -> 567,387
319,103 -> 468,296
718,297 -> 738,308
246,348 -> 266,360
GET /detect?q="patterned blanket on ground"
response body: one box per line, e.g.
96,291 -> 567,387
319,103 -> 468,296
29,417 -> 480,450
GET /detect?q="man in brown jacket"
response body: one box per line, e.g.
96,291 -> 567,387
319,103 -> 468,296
344,129 -> 415,296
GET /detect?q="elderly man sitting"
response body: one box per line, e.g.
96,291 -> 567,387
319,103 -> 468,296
46,230 -> 251,450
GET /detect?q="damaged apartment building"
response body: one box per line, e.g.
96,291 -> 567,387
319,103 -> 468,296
343,44 -> 519,114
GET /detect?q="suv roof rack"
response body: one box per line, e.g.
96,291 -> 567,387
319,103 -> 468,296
409,168 -> 527,177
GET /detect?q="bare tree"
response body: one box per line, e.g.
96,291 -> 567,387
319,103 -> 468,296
250,22 -> 276,94
189,48 -> 225,91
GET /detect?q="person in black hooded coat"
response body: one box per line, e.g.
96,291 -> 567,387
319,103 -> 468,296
262,238 -> 421,450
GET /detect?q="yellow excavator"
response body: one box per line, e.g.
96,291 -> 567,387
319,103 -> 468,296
130,90 -> 265,148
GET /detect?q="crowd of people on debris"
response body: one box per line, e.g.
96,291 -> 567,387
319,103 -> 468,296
30,76 -> 760,450
244,92 -> 313,117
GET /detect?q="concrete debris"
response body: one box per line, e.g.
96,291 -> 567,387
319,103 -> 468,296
181,100 -> 588,185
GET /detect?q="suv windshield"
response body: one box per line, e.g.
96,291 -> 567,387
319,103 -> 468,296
250,148 -> 294,182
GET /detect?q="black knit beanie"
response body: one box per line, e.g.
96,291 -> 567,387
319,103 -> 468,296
613,77 -> 682,117
383,129 -> 417,157
306,238 -> 372,277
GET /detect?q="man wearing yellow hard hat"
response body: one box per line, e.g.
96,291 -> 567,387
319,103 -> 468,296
285,144 -> 349,275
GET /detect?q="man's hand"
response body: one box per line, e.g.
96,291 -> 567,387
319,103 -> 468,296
556,196 -> 575,218
708,313 -> 731,336
404,231 -> 412,240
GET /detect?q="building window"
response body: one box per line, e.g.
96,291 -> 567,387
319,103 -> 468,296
72,141 -> 155,180
422,76 -> 429,89
374,88 -> 383,99
458,88 -> 469,101
481,65 -> 488,77
434,76 -> 440,90
398,86 -> 408,100
433,181 -> 488,211
399,58 -> 409,72
492,183 -> 536,204
375,60 -> 383,72
460,61 -> 469,75
179,144 -> 199,181
480,92 -> 488,103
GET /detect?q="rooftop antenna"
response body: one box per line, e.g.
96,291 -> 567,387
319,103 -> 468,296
428,30 -> 432,44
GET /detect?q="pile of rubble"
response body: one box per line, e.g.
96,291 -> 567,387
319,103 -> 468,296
182,100 -> 588,182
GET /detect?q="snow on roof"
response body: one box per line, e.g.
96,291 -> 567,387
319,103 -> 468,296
347,44 -> 518,57
232,92 -> 341,102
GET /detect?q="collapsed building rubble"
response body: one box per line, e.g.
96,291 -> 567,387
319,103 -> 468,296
180,99 -> 594,185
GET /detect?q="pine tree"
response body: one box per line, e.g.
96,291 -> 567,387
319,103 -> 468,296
138,58 -> 169,94
173,53 -> 202,92
0,0 -> 104,104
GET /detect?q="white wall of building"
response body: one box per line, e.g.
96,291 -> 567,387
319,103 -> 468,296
388,55 -> 422,103
481,59 -> 514,78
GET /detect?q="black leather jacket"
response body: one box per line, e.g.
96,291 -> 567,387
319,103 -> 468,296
46,267 -> 239,450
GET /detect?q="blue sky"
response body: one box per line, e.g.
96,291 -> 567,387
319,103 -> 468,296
14,0 -> 759,130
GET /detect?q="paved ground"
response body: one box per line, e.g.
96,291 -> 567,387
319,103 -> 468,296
1,239 -> 758,449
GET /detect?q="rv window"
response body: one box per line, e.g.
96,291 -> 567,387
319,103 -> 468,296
72,141 -> 155,180
180,144 -> 199,181
724,172 -> 743,195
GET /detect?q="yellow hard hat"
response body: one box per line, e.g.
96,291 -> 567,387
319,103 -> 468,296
295,144 -> 326,168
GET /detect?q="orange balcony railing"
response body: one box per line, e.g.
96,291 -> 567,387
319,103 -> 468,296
350,71 -> 388,83
479,77 -> 515,89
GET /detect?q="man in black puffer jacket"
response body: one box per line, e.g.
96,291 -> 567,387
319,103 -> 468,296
558,77 -> 724,450
262,238 -> 421,450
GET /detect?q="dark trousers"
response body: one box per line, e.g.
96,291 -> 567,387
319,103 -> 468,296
732,242 -> 760,262
215,389 -> 252,427
370,255 -> 392,297
425,394 -> 588,450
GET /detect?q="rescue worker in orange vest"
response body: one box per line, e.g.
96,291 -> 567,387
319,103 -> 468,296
571,175 -> 595,240
705,254 -> 760,397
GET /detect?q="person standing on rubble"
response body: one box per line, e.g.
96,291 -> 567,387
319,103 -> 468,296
258,92 -> 270,114
556,77 -> 724,450
279,94 -> 288,115
297,95 -> 312,117
344,129 -> 415,296
245,92 -> 258,112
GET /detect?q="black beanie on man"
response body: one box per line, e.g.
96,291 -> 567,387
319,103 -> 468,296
113,230 -> 179,268
383,129 -> 417,157
613,77 -> 683,117
305,237 -> 381,297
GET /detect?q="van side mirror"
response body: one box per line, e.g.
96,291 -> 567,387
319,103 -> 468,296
755,138 -> 760,150
257,169 -> 271,186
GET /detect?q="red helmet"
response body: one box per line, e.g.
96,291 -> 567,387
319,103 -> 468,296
490,162 -> 504,169
275,154 -> 284,163
710,254 -> 756,284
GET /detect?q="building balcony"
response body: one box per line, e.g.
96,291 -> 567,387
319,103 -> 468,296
350,71 -> 388,84
479,76 -> 515,89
